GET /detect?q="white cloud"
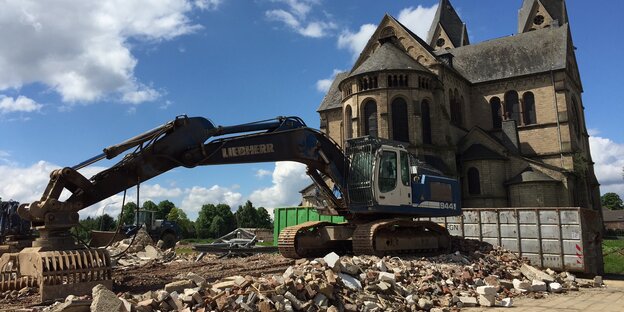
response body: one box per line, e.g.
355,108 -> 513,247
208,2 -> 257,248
249,162 -> 310,208
255,169 -> 272,178
265,0 -> 336,38
0,161 -> 58,202
194,0 -> 223,11
0,0 -> 206,105
180,185 -> 243,213
141,184 -> 184,199
337,24 -> 377,60
397,4 -> 439,40
589,135 -> 624,197
336,4 -> 438,60
0,95 -> 43,114
316,69 -> 343,92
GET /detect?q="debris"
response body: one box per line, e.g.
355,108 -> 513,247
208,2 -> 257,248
500,297 -> 513,307
531,280 -> 547,292
548,282 -> 564,293
520,264 -> 555,283
91,284 -> 124,312
513,279 -> 531,293
164,280 -> 195,293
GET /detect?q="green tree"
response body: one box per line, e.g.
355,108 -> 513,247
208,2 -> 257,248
95,214 -> 117,231
121,202 -> 137,225
235,200 -> 259,228
209,216 -> 225,237
167,207 -> 194,238
602,193 -> 624,210
215,204 -> 237,235
157,200 -> 176,220
142,200 -> 158,212
196,204 -> 218,238
256,207 -> 273,229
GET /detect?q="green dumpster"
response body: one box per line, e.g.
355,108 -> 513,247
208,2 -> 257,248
273,207 -> 345,245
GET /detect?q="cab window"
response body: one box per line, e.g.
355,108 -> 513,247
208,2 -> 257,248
378,151 -> 397,192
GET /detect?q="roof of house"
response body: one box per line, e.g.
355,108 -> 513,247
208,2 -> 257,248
462,144 -> 507,161
317,72 -> 348,112
427,0 -> 468,47
349,41 -> 430,77
518,0 -> 567,33
505,167 -> 558,185
449,25 -> 568,84
602,209 -> 624,223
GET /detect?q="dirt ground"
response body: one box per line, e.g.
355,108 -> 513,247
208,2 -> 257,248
0,253 -> 293,311
112,253 -> 294,294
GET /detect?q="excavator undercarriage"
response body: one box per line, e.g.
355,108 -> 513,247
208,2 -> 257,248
277,219 -> 452,259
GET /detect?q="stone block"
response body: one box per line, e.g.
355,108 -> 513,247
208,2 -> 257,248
478,294 -> 495,307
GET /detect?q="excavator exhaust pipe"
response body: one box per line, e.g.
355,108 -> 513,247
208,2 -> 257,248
0,247 -> 112,301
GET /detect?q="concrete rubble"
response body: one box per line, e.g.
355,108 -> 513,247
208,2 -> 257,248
106,228 -> 176,268
39,243 -> 602,311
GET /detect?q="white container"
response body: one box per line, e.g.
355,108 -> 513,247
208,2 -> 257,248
425,207 -> 603,274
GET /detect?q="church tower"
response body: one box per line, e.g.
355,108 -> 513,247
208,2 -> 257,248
427,0 -> 469,51
518,0 -> 569,33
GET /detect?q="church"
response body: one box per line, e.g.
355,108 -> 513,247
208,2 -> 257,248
315,0 -> 600,210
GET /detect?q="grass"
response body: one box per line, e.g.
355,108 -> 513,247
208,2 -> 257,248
603,239 -> 624,274
179,238 -> 214,244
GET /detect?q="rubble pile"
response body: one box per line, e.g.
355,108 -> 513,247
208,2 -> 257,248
107,229 -> 176,268
0,286 -> 35,303
44,246 -> 602,312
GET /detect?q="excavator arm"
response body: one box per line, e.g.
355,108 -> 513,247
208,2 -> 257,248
18,115 -> 349,250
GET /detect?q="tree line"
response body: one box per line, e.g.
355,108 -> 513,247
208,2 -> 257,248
76,199 -> 273,239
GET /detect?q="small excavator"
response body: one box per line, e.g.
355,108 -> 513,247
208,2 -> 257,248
0,115 -> 461,301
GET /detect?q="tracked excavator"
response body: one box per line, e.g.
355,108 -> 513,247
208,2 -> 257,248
0,115 -> 460,301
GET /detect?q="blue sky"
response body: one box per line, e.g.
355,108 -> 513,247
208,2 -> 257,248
1,0 -> 623,220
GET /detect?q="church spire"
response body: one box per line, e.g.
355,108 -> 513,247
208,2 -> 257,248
427,0 -> 469,51
518,0 -> 568,33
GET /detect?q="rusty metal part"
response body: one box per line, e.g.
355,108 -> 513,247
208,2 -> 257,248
278,221 -> 335,258
352,219 -> 451,256
0,247 -> 112,302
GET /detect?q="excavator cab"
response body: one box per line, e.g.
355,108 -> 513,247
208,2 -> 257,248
346,136 -> 461,217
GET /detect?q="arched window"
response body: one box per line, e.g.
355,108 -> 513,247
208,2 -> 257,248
522,92 -> 537,125
391,98 -> 409,142
467,167 -> 481,195
490,97 -> 502,129
345,105 -> 353,139
364,100 -> 378,137
504,90 -> 520,124
421,100 -> 432,144
450,89 -> 462,126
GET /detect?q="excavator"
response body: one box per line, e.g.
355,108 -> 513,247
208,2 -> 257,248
0,115 -> 460,301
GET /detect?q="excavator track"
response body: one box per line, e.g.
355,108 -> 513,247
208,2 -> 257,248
278,221 -> 332,259
352,219 -> 450,256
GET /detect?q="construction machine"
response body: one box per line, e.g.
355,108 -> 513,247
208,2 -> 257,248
1,115 -> 460,301
0,201 -> 35,255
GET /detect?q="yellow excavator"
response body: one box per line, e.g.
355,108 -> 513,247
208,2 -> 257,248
0,115 -> 461,301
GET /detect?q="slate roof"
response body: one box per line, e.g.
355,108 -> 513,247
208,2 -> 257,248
317,72 -> 348,112
427,0 -> 468,48
602,209 -> 624,223
448,25 -> 568,84
505,167 -> 557,185
461,144 -> 507,161
518,0 -> 567,33
349,42 -> 430,78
